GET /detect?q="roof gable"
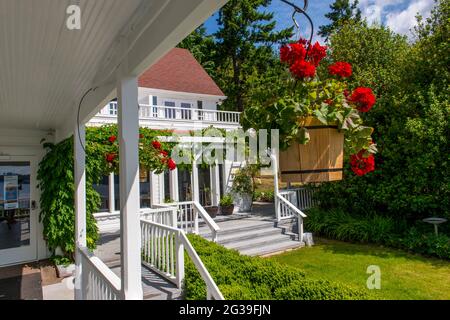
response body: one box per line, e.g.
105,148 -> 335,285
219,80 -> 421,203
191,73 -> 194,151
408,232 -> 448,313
138,48 -> 225,97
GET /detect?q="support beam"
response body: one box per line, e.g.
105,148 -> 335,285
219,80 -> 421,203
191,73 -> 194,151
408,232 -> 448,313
109,173 -> 116,213
117,74 -> 143,300
192,160 -> 200,203
170,168 -> 179,203
211,164 -> 221,206
74,123 -> 86,300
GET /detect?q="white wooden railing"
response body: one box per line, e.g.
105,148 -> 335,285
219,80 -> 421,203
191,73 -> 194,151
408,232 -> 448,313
140,220 -> 224,300
156,201 -> 220,242
281,187 -> 317,210
277,193 -> 307,242
140,207 -> 177,227
78,246 -> 122,300
138,104 -> 240,124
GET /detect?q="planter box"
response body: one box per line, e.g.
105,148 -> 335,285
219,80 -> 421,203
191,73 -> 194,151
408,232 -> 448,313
279,117 -> 344,183
204,206 -> 218,218
237,194 -> 253,213
56,264 -> 76,279
220,205 -> 234,216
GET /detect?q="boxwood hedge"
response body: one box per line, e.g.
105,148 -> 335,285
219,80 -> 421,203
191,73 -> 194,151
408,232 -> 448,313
183,234 -> 369,300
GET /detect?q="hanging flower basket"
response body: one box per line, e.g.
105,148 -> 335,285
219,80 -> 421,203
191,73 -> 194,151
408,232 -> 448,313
279,117 -> 344,183
242,39 -> 378,182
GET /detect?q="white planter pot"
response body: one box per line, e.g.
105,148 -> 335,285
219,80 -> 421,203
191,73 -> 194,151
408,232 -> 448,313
237,194 -> 253,213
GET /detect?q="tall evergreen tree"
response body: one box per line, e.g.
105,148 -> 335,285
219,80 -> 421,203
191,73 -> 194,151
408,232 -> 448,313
214,0 -> 293,112
318,0 -> 362,40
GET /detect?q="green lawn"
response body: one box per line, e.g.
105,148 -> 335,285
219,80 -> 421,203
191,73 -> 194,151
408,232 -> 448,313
270,238 -> 450,300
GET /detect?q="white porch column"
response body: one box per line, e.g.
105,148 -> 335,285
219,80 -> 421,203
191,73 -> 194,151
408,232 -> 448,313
74,123 -> 86,300
211,164 -> 220,206
108,173 -> 115,213
170,168 -> 179,203
117,74 -> 143,300
150,172 -> 160,206
192,161 -> 200,203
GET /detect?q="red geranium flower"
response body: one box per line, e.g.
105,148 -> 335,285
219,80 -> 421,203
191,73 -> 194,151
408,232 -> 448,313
350,150 -> 375,176
290,60 -> 316,79
324,99 -> 333,105
152,141 -> 161,149
343,89 -> 350,98
160,150 -> 168,157
329,62 -> 353,78
167,158 -> 176,171
105,153 -> 116,163
348,87 -> 376,112
280,42 -> 307,65
309,42 -> 327,66
108,135 -> 117,143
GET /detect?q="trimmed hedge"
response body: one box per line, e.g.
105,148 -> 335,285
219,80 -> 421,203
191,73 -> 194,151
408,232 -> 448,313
305,208 -> 450,260
184,234 -> 369,300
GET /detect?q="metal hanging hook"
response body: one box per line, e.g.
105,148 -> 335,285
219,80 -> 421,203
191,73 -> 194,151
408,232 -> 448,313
280,0 -> 315,57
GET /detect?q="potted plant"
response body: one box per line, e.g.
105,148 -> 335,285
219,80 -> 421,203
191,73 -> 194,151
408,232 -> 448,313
219,195 -> 234,215
204,205 -> 218,218
231,165 -> 258,213
242,40 -> 377,183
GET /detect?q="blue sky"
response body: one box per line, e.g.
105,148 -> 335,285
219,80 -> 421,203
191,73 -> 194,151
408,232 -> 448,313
204,0 -> 435,41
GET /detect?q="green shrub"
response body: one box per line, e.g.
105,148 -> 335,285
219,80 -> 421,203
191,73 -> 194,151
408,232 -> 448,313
253,190 -> 275,202
305,208 -> 450,260
184,234 -> 368,300
219,195 -> 234,206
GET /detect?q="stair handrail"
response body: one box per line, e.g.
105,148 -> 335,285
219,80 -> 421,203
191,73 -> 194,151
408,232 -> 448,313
140,219 -> 224,300
277,193 -> 307,218
193,201 -> 220,242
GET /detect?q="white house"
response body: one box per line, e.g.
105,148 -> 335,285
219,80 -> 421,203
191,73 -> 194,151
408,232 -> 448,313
88,48 -> 241,218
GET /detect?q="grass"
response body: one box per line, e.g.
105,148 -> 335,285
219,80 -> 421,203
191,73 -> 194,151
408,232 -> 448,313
270,238 -> 450,300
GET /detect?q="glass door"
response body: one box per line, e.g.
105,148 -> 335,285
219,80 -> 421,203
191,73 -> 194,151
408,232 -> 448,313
0,158 -> 37,266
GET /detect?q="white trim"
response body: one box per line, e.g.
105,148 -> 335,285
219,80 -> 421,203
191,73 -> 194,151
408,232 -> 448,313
141,87 -> 227,101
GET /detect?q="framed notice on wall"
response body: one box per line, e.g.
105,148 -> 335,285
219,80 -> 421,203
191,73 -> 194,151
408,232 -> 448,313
4,175 -> 19,210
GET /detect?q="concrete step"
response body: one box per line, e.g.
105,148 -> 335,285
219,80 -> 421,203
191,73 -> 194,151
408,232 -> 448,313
200,220 -> 275,238
240,239 -> 304,257
218,227 -> 282,245
226,233 -> 296,251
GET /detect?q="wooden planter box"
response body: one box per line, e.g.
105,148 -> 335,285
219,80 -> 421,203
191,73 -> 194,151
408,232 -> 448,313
279,117 -> 344,183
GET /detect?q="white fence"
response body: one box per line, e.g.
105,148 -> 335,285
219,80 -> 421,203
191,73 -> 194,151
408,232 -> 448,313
140,220 -> 224,300
78,246 -> 122,300
284,187 -> 317,210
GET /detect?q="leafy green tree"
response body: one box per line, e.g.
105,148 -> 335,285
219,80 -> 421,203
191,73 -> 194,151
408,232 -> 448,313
213,0 -> 293,112
315,0 -> 449,223
318,0 -> 362,40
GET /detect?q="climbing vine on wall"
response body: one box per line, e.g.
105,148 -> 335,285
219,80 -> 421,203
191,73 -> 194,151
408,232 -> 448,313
37,125 -> 177,260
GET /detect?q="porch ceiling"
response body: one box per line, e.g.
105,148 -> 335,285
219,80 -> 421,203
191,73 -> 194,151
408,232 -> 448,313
0,0 -> 227,137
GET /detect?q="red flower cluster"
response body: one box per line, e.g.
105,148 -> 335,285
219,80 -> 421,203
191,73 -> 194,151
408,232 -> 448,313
290,60 -> 316,79
108,135 -> 117,143
106,153 -> 116,163
348,87 -> 376,112
160,150 -> 168,157
167,159 -> 176,171
280,40 -> 327,79
350,150 -> 375,176
152,141 -> 161,149
329,62 -> 353,78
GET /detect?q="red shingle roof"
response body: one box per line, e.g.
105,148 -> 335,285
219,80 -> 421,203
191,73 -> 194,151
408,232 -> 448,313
139,48 -> 225,97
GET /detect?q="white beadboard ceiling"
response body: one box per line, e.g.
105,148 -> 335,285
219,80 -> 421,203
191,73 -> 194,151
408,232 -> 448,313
0,0 -> 228,134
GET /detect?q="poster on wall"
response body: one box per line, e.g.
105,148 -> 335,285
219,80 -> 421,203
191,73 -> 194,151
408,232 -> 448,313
4,175 -> 19,210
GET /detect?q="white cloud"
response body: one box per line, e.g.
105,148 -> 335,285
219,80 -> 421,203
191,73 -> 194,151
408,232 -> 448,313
385,0 -> 434,36
358,0 -> 434,37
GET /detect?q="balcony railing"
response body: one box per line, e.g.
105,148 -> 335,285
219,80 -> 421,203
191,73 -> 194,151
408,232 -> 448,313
100,102 -> 241,125
138,104 -> 240,124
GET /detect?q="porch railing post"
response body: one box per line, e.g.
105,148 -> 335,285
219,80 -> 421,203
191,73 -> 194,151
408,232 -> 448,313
74,122 -> 87,300
175,231 -> 185,289
117,72 -> 143,300
270,148 -> 281,222
192,159 -> 200,203
108,172 -> 115,213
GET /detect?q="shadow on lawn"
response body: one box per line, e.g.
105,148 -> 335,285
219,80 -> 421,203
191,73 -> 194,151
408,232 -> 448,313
314,237 -> 450,268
